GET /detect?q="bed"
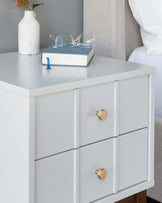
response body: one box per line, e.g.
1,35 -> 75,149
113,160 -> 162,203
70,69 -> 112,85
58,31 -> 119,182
129,47 -> 162,202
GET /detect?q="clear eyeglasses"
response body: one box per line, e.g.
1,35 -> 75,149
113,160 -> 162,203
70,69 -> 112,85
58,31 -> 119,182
49,33 -> 96,48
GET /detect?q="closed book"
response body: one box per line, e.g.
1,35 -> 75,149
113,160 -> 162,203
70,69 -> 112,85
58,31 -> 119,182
42,44 -> 94,66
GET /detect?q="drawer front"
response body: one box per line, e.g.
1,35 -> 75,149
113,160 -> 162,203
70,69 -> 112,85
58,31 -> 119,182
119,76 -> 149,134
80,83 -> 114,145
36,151 -> 75,203
36,91 -> 74,159
80,139 -> 115,203
118,128 -> 148,190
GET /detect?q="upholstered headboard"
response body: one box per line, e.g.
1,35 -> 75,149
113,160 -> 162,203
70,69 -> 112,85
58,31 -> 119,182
83,0 -> 142,60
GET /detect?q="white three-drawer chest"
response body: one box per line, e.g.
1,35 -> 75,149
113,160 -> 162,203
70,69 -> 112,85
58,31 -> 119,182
0,53 -> 155,203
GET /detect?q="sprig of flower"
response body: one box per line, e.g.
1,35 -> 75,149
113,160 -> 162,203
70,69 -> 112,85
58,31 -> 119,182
15,0 -> 44,11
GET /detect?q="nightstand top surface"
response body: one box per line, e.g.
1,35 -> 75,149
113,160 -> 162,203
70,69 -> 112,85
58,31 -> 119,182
0,52 -> 155,96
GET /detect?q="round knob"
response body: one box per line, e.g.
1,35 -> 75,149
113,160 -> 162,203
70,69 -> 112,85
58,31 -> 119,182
95,169 -> 108,180
95,109 -> 108,120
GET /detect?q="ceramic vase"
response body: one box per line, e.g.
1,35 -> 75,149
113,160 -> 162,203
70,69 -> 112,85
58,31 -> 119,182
18,11 -> 40,55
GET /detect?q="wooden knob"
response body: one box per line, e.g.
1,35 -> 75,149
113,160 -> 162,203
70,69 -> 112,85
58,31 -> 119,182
95,169 -> 108,180
95,109 -> 108,120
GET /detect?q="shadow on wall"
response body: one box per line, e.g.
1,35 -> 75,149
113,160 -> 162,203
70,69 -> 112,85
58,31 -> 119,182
0,0 -> 83,53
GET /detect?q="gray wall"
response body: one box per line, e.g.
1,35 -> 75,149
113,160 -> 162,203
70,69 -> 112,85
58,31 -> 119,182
0,0 -> 83,53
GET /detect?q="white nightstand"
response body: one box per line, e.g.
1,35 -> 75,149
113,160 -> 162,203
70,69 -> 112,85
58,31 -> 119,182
0,53 -> 155,203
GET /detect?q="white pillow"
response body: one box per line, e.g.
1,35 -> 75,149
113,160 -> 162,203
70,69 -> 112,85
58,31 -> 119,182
128,0 -> 162,55
152,0 -> 162,21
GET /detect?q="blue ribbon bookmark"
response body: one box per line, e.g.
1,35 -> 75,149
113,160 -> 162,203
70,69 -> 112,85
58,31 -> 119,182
46,57 -> 51,70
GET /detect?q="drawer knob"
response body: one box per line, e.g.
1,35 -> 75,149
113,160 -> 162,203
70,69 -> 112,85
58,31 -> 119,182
95,109 -> 108,120
95,169 -> 108,180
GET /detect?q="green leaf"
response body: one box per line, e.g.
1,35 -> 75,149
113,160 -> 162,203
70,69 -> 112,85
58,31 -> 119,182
22,0 -> 32,10
32,3 -> 44,10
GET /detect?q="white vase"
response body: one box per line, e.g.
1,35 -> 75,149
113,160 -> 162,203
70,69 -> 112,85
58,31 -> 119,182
18,11 -> 40,55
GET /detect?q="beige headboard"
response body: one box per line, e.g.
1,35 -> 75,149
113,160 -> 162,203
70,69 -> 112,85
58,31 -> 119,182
83,0 -> 142,60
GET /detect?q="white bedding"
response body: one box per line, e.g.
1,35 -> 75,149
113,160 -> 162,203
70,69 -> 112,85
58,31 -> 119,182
128,46 -> 162,117
128,0 -> 162,55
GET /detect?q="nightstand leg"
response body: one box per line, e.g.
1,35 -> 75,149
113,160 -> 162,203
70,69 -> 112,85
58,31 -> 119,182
135,191 -> 146,203
116,191 -> 146,203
